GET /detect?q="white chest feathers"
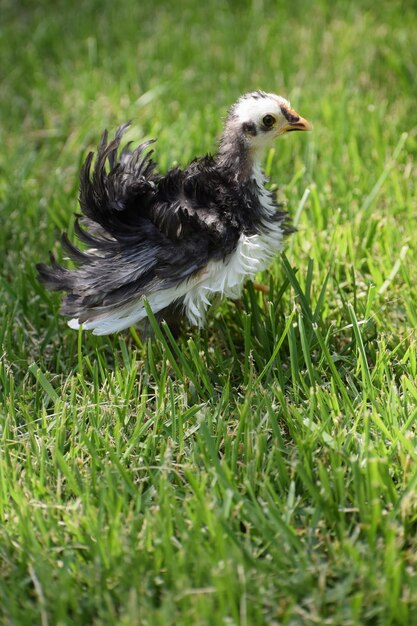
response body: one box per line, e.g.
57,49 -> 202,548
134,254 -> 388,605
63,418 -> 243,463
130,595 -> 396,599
182,165 -> 284,325
183,221 -> 284,326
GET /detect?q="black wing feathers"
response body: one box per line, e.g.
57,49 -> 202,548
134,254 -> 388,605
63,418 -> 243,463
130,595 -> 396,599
78,124 -> 158,241
36,125 -> 238,322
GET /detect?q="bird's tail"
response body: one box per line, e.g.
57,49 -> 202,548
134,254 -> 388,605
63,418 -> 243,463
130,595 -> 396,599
78,123 -> 158,241
36,125 -> 163,333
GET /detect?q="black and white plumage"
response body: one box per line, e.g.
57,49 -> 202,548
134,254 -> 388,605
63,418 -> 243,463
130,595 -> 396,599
37,91 -> 311,335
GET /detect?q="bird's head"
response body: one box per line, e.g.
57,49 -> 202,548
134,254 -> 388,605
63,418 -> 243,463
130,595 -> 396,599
218,91 -> 312,174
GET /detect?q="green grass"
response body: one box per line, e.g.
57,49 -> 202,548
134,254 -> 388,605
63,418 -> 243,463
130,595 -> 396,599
1,0 -> 417,624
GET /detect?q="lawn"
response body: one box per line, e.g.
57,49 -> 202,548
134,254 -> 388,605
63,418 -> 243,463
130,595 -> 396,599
1,0 -> 417,624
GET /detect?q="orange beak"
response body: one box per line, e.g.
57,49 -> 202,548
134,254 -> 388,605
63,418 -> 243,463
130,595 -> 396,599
282,108 -> 313,133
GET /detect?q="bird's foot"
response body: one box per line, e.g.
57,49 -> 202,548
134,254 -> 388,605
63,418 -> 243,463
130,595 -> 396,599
252,282 -> 270,294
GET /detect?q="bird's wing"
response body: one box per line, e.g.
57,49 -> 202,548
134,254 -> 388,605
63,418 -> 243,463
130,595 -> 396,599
76,125 -> 238,251
37,126 -> 240,328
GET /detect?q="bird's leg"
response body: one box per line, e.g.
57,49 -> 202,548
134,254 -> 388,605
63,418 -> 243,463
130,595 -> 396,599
252,282 -> 270,294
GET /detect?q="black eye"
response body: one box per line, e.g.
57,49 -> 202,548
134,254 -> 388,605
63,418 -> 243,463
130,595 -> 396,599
262,114 -> 275,128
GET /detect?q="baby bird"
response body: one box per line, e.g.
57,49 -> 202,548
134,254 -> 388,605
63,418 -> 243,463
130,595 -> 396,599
37,91 -> 311,335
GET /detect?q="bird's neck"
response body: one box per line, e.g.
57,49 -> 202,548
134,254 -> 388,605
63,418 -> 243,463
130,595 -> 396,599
216,134 -> 266,183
